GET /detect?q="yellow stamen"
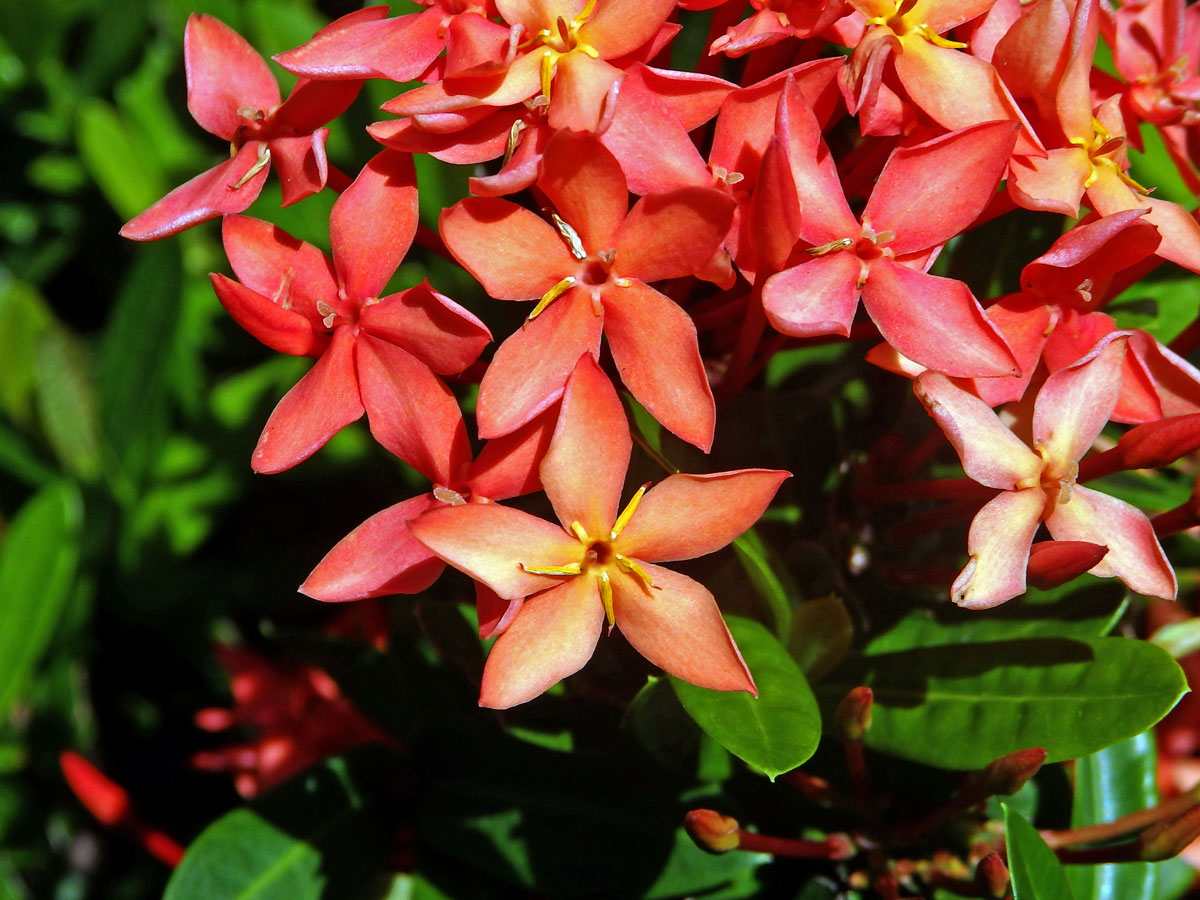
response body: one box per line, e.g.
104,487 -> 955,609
540,49 -> 556,102
520,561 -> 583,576
504,119 -> 526,167
610,483 -> 650,540
806,237 -> 854,256
529,276 -> 577,319
597,569 -> 615,626
915,24 -> 966,47
432,486 -> 467,506
570,521 -> 590,542
615,554 -> 657,591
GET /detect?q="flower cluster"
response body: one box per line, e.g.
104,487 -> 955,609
123,0 -> 1200,707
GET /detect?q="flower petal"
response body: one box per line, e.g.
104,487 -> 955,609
1045,484 -> 1176,600
613,188 -> 735,284
119,144 -> 269,241
221,214 -> 338,325
269,131 -> 328,207
209,274 -> 328,357
539,129 -> 629,252
355,334 -> 471,486
300,493 -> 443,601
252,325 -> 364,473
440,197 -> 576,299
616,470 -> 789,562
478,575 -> 604,709
476,290 -> 603,438
411,504 -> 582,600
1033,331 -> 1126,472
466,407 -> 557,502
274,7 -> 443,82
540,354 -> 631,538
612,564 -> 755,694
360,281 -> 491,375
184,14 -> 279,141
951,488 -> 1045,609
914,373 -> 1043,489
330,150 -> 417,300
762,253 -> 863,338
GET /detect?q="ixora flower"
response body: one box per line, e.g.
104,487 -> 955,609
915,331 -> 1176,609
410,355 -> 790,708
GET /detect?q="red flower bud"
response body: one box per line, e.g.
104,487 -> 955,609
1027,540 -> 1108,590
980,747 -> 1047,796
684,809 -> 741,854
836,686 -> 874,741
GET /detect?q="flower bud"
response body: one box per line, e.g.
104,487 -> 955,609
974,852 -> 1010,899
980,747 -> 1046,796
60,752 -> 130,826
1117,413 -> 1200,469
836,686 -> 873,741
1138,803 -> 1200,861
1027,541 -> 1108,590
685,809 -> 741,854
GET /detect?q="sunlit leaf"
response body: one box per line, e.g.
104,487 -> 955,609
1005,804 -> 1075,900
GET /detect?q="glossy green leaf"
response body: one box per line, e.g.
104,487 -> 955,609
0,481 -> 82,714
1005,804 -> 1075,900
34,329 -> 103,483
826,637 -> 1187,769
164,753 -> 387,900
1067,732 -> 1194,900
672,616 -> 821,779
865,582 -> 1125,655
1150,618 -> 1200,659
733,527 -> 796,638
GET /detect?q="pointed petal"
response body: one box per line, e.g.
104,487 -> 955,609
476,291 -> 603,438
330,150 -> 417,300
1033,332 -> 1126,471
914,373 -> 1043,489
269,131 -> 329,207
612,564 -> 755,694
546,53 -> 622,131
862,259 -> 1019,377
951,488 -> 1045,609
300,494 -> 443,601
356,334 -> 471,486
410,503 -> 583,600
466,407 -> 557,501
1021,209 -> 1159,295
184,14 -> 278,140
383,50 -> 543,115
479,575 -> 604,708
1129,331 -> 1200,418
1007,147 -> 1090,217
540,354 -> 630,537
274,79 -> 364,134
539,129 -> 629,251
439,197 -> 576,299
863,121 -> 1018,255
360,281 -> 490,375
747,136 -> 802,275
616,470 -> 789,562
971,297 -> 1051,407
1046,484 -> 1176,599
614,188 -> 736,284
209,274 -> 328,357
602,281 -> 716,451
119,144 -> 269,241
762,253 -> 862,338
581,0 -> 676,57
252,326 -> 363,473
274,8 -> 444,82
221,215 -> 338,321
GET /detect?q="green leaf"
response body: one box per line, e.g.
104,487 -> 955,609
1005,804 -> 1075,900
733,527 -> 796,638
825,637 -> 1187,770
164,752 -> 388,900
672,616 -> 821,779
34,329 -> 103,482
864,582 -> 1126,655
0,481 -> 82,714
75,98 -> 164,219
1150,618 -> 1200,659
1067,732 -> 1192,900
0,279 -> 53,426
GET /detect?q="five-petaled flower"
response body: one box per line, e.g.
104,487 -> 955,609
411,354 -> 790,708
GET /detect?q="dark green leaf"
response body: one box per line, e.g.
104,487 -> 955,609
672,616 -> 821,779
0,280 -> 53,426
789,595 -> 854,679
864,582 -> 1126,655
0,481 -> 82,714
1005,804 -> 1075,900
826,637 -> 1187,769
733,527 -> 797,638
34,329 -> 103,482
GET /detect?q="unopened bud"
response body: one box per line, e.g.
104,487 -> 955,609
1027,540 -> 1108,590
1117,413 -> 1200,469
60,752 -> 130,826
974,852 -> 1010,899
980,748 -> 1047,796
685,809 -> 741,854
1138,803 -> 1200,861
836,686 -> 873,741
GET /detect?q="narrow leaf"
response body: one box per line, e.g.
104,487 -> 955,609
1005,804 -> 1075,900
